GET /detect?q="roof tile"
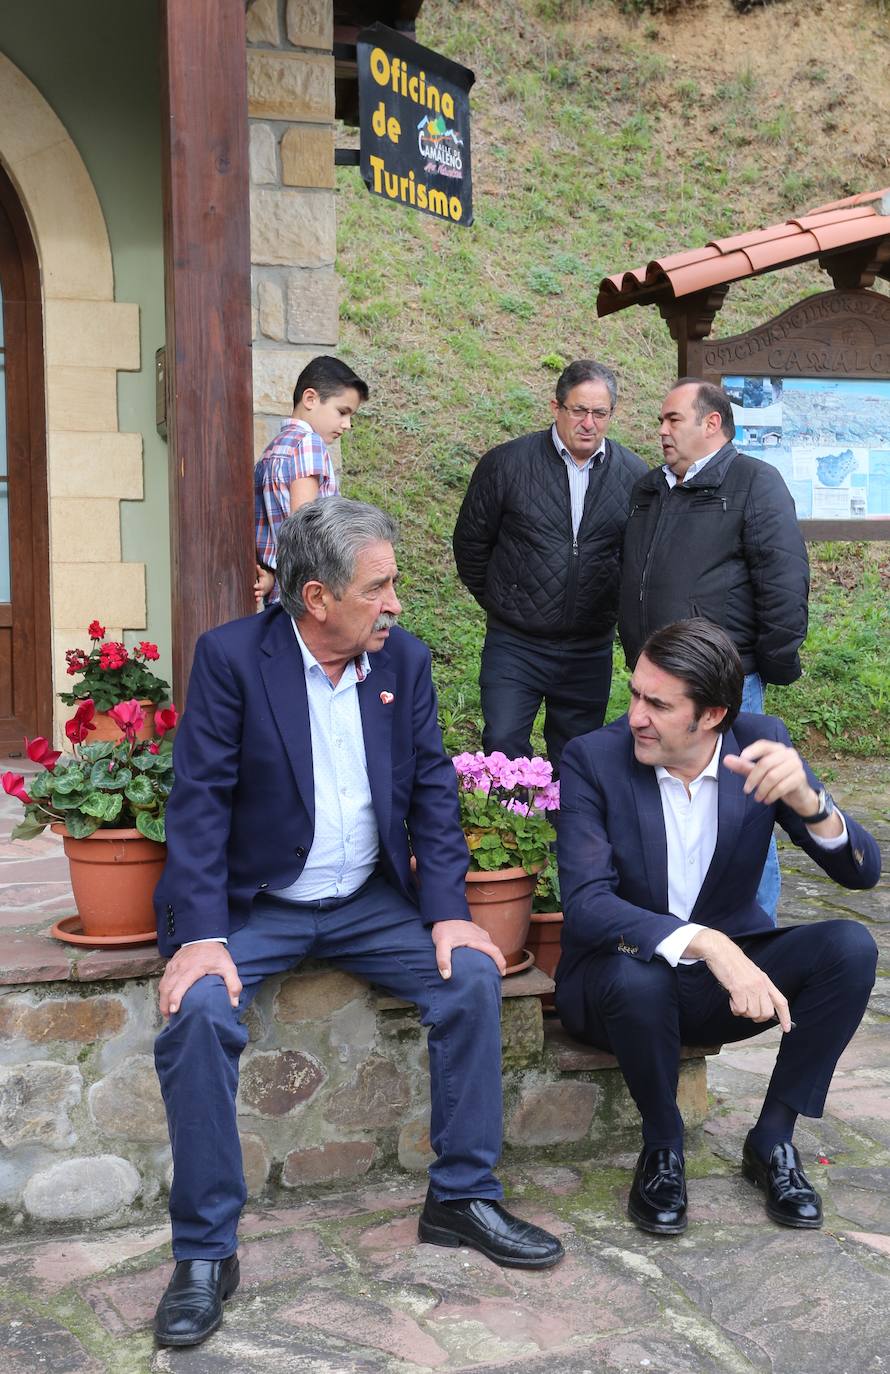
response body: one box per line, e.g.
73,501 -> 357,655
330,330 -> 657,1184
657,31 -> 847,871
596,186 -> 890,316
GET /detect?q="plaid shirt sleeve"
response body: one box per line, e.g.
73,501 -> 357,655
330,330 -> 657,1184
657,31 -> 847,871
255,427 -> 336,574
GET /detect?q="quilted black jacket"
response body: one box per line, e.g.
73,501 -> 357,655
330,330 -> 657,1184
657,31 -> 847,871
618,443 -> 810,683
453,429 -> 647,640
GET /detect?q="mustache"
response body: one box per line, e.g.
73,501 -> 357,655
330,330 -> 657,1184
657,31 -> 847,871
373,612 -> 399,631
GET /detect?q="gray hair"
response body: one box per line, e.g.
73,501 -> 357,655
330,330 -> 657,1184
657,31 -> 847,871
277,496 -> 399,619
555,359 -> 618,409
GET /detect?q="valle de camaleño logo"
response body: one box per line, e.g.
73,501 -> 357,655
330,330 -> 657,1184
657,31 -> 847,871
416,113 -> 464,180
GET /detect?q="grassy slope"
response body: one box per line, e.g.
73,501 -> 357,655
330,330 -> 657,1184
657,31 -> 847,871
335,0 -> 890,756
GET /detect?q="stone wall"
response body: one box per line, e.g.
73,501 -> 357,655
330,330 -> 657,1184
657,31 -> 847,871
0,959 -> 711,1228
247,0 -> 339,458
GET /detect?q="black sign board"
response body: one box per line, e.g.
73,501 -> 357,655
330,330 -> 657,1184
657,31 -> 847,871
357,23 -> 474,227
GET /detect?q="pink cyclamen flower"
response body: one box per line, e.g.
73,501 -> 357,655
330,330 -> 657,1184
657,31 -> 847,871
108,699 -> 145,736
2,771 -> 32,804
154,704 -> 179,737
65,699 -> 97,745
25,737 -> 62,771
148,741 -> 161,755
88,620 -> 106,640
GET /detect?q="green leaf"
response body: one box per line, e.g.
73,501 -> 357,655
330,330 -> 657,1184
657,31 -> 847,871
81,791 -> 123,821
89,760 -> 132,791
136,811 -> 166,843
11,815 -> 48,841
124,775 -> 155,805
63,811 -> 101,838
50,766 -> 87,795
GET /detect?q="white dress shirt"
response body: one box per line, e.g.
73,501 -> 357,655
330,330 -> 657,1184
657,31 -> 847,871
270,621 -> 379,901
653,738 -> 849,967
550,423 -> 606,538
662,447 -> 721,489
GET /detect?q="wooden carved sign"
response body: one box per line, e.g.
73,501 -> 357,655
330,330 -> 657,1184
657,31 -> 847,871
694,290 -> 890,538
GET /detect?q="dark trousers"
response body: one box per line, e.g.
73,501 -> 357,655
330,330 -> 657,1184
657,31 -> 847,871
154,876 -> 504,1259
479,625 -> 613,772
555,920 -> 877,1150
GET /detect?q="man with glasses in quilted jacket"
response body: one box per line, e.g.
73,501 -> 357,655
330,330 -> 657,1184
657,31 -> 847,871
453,360 -> 646,772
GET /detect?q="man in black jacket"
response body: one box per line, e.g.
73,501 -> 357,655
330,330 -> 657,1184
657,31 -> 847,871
618,378 -> 810,919
453,360 -> 646,771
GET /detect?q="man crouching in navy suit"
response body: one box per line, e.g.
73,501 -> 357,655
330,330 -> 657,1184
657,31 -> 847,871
556,618 -> 880,1237
152,496 -> 563,1348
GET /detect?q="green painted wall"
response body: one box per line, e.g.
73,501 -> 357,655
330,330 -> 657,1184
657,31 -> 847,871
0,0 -> 171,678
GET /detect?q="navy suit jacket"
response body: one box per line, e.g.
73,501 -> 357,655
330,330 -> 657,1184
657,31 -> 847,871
154,607 -> 471,956
556,713 -> 880,988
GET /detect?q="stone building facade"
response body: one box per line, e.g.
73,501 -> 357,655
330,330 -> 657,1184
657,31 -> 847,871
0,0 -> 344,748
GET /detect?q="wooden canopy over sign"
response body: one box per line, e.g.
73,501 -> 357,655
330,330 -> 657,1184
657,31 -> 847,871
596,189 -> 890,540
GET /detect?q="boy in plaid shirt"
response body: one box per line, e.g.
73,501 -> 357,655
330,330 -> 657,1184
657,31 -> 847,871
254,355 -> 368,604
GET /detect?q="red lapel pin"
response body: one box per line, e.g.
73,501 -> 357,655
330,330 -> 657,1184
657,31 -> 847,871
379,691 -> 394,705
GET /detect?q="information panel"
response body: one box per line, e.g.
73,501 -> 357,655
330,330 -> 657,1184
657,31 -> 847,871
725,374 -> 890,521
357,22 -> 474,226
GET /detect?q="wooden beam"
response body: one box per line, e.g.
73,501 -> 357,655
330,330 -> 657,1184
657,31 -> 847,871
160,0 -> 254,704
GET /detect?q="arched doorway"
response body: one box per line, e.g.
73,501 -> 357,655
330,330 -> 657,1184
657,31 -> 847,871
0,163 -> 51,752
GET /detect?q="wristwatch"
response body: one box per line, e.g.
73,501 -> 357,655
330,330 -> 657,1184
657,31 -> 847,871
799,787 -> 836,824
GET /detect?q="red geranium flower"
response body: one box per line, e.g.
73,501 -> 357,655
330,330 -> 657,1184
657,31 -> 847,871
99,641 -> 129,671
25,737 -> 62,771
108,699 -> 145,737
2,771 -> 32,804
155,704 -> 179,737
65,699 -> 97,745
136,641 -> 160,662
88,620 -> 106,640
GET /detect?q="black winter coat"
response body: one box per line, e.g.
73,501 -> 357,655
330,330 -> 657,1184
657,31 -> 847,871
453,429 -> 647,641
618,443 -> 809,683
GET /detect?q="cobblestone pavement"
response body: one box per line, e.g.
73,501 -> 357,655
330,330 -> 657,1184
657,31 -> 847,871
1,759 -> 888,1373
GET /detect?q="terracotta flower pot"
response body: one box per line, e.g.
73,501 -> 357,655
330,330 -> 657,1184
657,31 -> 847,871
52,824 -> 165,938
464,865 -> 539,968
527,910 -> 563,1009
88,700 -> 158,743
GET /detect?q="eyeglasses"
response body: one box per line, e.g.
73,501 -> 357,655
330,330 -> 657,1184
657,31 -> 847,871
560,404 -> 613,422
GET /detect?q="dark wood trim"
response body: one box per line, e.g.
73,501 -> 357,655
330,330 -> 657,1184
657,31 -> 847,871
0,164 -> 52,750
160,0 -> 255,705
800,519 -> 890,542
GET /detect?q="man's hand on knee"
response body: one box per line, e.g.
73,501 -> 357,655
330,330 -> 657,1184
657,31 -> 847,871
158,942 -> 242,1018
431,919 -> 507,980
685,928 -> 791,1031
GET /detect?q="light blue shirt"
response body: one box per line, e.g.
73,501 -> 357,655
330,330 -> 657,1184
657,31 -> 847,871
550,423 -> 606,539
270,621 -> 380,902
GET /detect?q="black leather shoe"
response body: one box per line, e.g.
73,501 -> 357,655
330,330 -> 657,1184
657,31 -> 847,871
742,1133 -> 823,1229
418,1189 -> 564,1269
627,1147 -> 687,1234
153,1255 -> 240,1347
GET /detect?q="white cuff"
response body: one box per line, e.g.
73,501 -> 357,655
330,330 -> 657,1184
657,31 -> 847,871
655,922 -> 706,967
181,937 -> 228,946
805,813 -> 848,850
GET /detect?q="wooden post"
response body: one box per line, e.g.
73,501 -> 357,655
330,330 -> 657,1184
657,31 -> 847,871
160,0 -> 254,703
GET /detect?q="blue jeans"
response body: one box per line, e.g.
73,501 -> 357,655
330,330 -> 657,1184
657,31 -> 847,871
742,672 -> 780,924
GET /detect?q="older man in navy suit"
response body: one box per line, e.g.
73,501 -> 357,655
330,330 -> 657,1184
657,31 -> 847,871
556,619 -> 880,1237
152,497 -> 562,1348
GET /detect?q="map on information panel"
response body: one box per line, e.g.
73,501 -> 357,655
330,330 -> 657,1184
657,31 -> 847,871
723,375 -> 890,520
